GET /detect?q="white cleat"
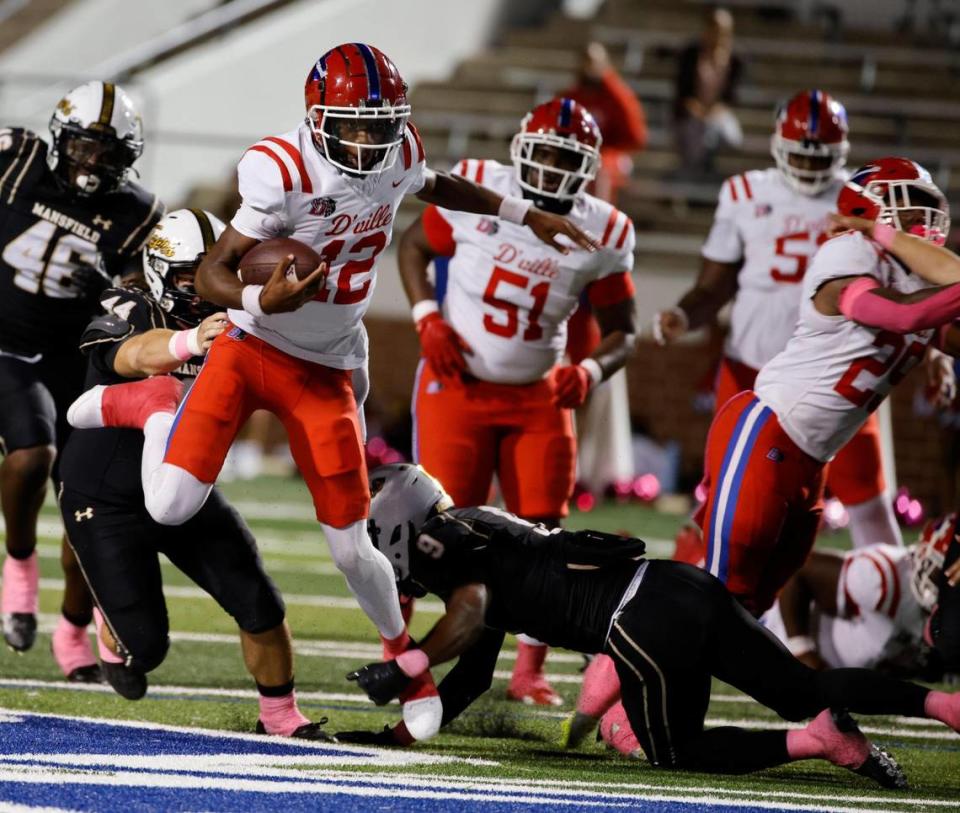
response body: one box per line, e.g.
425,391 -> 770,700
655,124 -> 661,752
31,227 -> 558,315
67,385 -> 107,429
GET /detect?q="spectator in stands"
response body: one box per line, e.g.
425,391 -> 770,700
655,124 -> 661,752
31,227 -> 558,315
563,41 -> 647,204
672,6 -> 743,178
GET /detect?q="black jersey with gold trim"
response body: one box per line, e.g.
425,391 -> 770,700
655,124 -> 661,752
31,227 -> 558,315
58,286 -> 201,501
0,128 -> 163,356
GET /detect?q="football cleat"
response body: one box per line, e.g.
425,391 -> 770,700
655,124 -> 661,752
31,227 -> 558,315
68,376 -> 182,431
559,711 -> 599,749
853,743 -> 908,790
813,710 -> 908,789
255,718 -> 335,742
2,612 -> 37,653
66,664 -> 105,684
506,674 -> 563,707
101,661 -> 148,700
598,704 -> 642,759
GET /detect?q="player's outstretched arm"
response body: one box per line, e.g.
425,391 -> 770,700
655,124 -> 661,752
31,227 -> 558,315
654,258 -> 740,344
778,551 -> 843,671
397,214 -> 442,307
416,170 -> 598,254
113,312 -> 228,378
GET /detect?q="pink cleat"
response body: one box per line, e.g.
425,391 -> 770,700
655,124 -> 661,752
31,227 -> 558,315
2,552 -> 39,652
51,615 -> 102,683
68,376 -> 182,431
507,641 -> 563,707
599,702 -> 642,758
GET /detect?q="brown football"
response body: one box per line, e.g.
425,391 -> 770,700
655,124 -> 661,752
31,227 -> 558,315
238,238 -> 322,285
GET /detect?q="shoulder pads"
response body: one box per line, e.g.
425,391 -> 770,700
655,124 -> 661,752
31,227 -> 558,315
79,313 -> 135,353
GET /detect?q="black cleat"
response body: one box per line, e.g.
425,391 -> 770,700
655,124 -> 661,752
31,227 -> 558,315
66,663 -> 105,684
255,718 -> 335,741
101,661 -> 147,700
832,710 -> 908,790
3,612 -> 37,652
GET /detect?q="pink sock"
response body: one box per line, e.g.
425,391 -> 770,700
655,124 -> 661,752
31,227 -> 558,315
2,552 -> 39,614
925,691 -> 960,732
258,691 -> 310,736
599,702 -> 641,756
93,608 -> 123,664
577,654 -> 621,718
786,709 -> 868,768
512,641 -> 547,681
52,615 -> 96,677
382,628 -> 410,660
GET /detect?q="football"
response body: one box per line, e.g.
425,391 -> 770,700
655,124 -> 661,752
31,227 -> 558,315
237,238 -> 322,285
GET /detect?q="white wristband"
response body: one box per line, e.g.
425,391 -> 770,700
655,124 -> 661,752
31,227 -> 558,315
167,327 -> 201,361
785,635 -> 816,657
411,299 -> 440,324
579,358 -> 603,387
241,284 -> 265,318
498,195 -> 532,225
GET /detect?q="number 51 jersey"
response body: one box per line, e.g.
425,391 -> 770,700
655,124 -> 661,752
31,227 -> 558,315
424,159 -> 636,384
0,128 -> 163,357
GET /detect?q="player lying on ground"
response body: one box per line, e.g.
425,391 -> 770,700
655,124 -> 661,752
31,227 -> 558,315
61,210 -> 330,739
696,158 -> 960,617
339,464 -> 960,788
0,82 -> 163,672
65,43 -> 598,742
398,97 -> 637,706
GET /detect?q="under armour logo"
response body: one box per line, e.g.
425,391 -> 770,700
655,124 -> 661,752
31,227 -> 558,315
74,507 -> 94,522
92,215 -> 112,231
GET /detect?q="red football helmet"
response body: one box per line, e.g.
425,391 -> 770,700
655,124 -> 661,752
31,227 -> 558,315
304,43 -> 410,176
771,89 -> 849,196
911,513 -> 956,612
838,157 -> 950,245
510,98 -> 601,202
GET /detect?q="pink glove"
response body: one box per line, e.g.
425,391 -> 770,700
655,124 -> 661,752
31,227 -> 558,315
548,364 -> 592,408
417,312 -> 472,379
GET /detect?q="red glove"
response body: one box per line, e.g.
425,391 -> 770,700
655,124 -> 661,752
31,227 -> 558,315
548,364 -> 593,408
417,312 -> 472,379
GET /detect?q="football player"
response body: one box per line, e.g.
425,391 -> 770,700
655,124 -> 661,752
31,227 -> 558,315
66,43 -> 596,742
656,90 -> 915,558
59,210 -> 329,739
341,464 -> 960,787
397,97 -> 637,705
0,81 -> 162,672
695,158 -> 960,617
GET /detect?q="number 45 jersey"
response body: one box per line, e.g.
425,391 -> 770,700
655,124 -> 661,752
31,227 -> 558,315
424,160 -> 635,384
0,128 -> 163,357
755,231 -> 935,462
701,168 -> 843,371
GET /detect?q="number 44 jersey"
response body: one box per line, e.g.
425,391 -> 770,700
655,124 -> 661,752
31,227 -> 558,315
755,230 -> 936,462
0,128 -> 163,357
701,168 -> 843,371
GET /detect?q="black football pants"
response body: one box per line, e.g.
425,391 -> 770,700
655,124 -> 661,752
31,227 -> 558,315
605,561 -> 930,773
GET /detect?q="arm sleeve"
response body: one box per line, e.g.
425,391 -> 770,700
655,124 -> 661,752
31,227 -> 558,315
840,278 -> 960,333
437,628 -> 506,727
700,178 -> 744,264
230,150 -> 289,240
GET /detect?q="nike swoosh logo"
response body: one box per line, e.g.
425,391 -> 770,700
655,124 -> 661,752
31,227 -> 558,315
392,180 -> 403,187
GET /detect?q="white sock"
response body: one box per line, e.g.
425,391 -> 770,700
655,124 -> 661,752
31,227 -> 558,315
141,413 -> 213,525
323,520 -> 404,639
517,634 -> 546,646
846,493 -> 903,549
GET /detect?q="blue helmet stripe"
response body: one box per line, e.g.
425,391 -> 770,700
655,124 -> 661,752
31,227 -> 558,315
559,97 -> 573,128
354,43 -> 381,101
808,89 -> 820,136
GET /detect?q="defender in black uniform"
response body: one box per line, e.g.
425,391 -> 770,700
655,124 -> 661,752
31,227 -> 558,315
0,80 -> 162,663
344,464 -> 960,788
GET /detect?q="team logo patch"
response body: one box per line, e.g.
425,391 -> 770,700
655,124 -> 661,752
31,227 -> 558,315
766,447 -> 784,463
228,327 -> 247,341
310,196 -> 337,217
754,204 -> 772,218
426,380 -> 443,394
477,217 -> 499,235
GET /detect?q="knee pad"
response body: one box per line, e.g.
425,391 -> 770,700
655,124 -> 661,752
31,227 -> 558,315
144,464 -> 210,526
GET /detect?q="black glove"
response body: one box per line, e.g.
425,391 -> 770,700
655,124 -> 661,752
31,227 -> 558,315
334,725 -> 405,747
346,660 -> 411,706
71,264 -> 112,301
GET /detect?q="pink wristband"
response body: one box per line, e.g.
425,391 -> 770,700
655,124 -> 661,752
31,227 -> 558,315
395,648 -> 429,678
871,222 -> 897,251
168,328 -> 200,362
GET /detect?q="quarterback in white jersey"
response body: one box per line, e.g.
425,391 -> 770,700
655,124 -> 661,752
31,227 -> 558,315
398,98 -> 637,709
695,157 -> 960,616
65,44 -> 596,743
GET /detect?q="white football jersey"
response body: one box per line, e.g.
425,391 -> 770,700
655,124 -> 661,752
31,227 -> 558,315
229,121 -> 427,369
764,544 -> 925,669
755,231 -> 935,462
432,160 -> 635,384
701,169 -> 843,370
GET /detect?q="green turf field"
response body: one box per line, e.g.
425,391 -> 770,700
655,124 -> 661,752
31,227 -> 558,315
2,476 -> 958,812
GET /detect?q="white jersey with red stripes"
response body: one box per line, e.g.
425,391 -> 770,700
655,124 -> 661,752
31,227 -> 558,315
755,231 -> 935,462
426,159 -> 635,384
701,168 -> 844,370
763,544 -> 926,669
228,120 -> 427,368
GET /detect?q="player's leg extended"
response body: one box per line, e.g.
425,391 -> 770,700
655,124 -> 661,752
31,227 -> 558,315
827,414 -> 901,548
412,361 -> 497,505
0,354 -> 60,651
500,381 -> 575,707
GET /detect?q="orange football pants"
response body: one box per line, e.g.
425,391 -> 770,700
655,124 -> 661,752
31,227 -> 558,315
164,325 -> 369,527
714,355 -> 884,506
412,361 -> 576,519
